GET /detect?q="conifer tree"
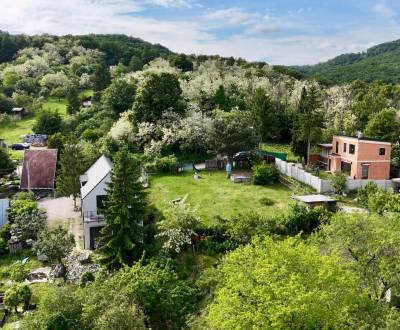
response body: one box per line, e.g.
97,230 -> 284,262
98,148 -> 147,269
56,141 -> 86,210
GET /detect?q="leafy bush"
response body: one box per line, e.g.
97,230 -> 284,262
330,171 -> 347,194
259,197 -> 274,206
0,148 -> 15,176
252,163 -> 280,185
80,271 -> 95,288
9,261 -> 27,282
32,109 -> 62,135
144,155 -> 178,173
357,182 -> 379,207
4,283 -> 32,313
284,203 -> 332,235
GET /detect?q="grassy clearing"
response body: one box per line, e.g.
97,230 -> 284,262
262,143 -> 297,161
0,97 -> 68,160
148,171 -> 293,225
0,249 -> 41,282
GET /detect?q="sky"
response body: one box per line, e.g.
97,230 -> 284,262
1,0 -> 400,65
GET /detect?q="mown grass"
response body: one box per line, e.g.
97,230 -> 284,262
148,171 -> 293,226
0,97 -> 68,160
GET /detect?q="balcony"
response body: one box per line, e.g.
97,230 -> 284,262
83,211 -> 105,223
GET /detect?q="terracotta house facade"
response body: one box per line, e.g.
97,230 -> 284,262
325,136 -> 391,180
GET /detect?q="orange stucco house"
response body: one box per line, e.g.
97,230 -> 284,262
318,136 -> 392,180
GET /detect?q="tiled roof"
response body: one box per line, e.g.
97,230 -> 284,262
20,149 -> 58,190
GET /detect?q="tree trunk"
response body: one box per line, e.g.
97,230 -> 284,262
307,139 -> 311,165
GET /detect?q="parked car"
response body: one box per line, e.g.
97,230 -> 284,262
11,143 -> 30,150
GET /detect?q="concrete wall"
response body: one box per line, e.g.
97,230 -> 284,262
0,199 -> 9,228
275,158 -> 393,193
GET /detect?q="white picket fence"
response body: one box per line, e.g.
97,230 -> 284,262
275,158 -> 394,193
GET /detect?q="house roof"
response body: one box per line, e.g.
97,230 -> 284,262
11,107 -> 25,112
81,155 -> 112,199
317,143 -> 332,149
293,194 -> 335,203
333,135 -> 391,145
20,149 -> 58,190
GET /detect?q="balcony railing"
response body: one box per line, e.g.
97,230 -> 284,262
83,211 -> 105,223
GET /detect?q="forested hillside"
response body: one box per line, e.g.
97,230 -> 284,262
292,39 -> 400,85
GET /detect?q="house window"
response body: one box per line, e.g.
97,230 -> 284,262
379,148 -> 385,156
96,195 -> 107,214
343,143 -> 347,153
361,164 -> 369,179
341,161 -> 351,176
349,144 -> 355,154
336,141 -> 339,153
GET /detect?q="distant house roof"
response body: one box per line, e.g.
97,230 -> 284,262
20,149 -> 58,190
318,143 -> 332,149
11,107 -> 25,112
81,155 -> 113,199
293,195 -> 335,203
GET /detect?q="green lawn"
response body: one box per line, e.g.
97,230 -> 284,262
148,171 -> 293,225
0,97 -> 68,160
262,143 -> 297,161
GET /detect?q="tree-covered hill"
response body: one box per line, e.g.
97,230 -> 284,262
292,39 -> 400,85
0,31 -> 172,67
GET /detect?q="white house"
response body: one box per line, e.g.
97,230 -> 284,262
80,155 -> 112,250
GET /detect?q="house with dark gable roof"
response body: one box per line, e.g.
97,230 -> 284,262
20,149 -> 58,191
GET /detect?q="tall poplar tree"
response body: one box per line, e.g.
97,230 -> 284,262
98,148 -> 147,269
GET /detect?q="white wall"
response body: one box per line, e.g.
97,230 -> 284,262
81,173 -> 110,218
275,158 -> 393,193
0,199 -> 9,227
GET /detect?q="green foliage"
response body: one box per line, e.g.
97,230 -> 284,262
8,192 -> 37,223
250,88 -> 279,141
330,170 -> 347,194
357,182 -> 379,207
0,93 -> 14,114
224,212 -> 279,245
47,132 -> 64,152
57,141 -> 88,208
132,72 -> 184,123
66,86 -> 81,114
102,79 -> 136,115
80,271 -> 95,288
206,236 -> 386,329
169,54 -> 193,72
252,163 -> 280,185
0,148 -> 15,176
293,39 -> 400,84
284,203 -> 331,235
320,212 -> 400,301
364,108 -> 400,142
32,109 -> 62,135
21,285 -> 83,329
4,283 -> 32,313
10,209 -> 46,242
34,225 -> 75,266
98,148 -> 148,269
157,203 -> 202,254
9,261 -> 27,282
293,86 -> 324,163
144,155 -> 178,173
367,189 -> 392,215
211,109 -> 259,156
92,61 -> 111,92
109,261 -> 197,329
